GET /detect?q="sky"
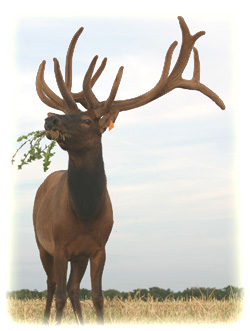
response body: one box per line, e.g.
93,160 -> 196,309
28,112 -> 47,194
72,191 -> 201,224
2,1 -> 249,305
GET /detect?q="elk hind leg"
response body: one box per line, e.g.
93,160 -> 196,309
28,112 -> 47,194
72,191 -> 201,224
90,249 -> 106,324
67,256 -> 89,324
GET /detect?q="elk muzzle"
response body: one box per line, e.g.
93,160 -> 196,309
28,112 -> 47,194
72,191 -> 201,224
44,114 -> 64,141
45,115 -> 59,131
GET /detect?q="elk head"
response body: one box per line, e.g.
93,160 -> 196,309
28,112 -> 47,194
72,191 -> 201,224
36,16 -> 225,153
44,111 -> 102,152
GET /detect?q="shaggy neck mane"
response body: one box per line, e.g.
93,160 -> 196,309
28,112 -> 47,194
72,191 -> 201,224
67,145 -> 106,222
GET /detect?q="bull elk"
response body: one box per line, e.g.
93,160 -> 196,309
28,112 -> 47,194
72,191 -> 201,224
33,16 -> 225,324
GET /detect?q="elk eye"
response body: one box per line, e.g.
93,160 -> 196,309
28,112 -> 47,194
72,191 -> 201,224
82,119 -> 92,125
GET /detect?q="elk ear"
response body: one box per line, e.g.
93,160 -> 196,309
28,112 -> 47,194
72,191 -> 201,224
98,110 -> 119,134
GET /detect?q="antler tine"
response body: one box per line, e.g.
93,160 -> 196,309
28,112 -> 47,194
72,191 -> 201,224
183,47 -> 225,109
151,40 -> 178,99
105,66 -> 124,108
65,27 -> 84,91
91,57 -> 108,87
95,66 -> 124,118
82,55 -> 102,109
53,58 -> 79,113
36,60 -> 69,112
168,16 -> 205,81
192,47 -> 200,82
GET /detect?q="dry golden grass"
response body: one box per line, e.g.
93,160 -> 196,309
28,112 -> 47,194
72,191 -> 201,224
7,296 -> 243,325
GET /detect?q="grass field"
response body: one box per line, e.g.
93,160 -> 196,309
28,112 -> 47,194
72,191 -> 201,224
7,295 -> 243,325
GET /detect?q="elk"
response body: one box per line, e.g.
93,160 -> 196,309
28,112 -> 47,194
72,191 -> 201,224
33,16 -> 225,325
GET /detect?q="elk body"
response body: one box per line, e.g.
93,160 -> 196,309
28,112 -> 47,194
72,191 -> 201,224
33,17 -> 225,324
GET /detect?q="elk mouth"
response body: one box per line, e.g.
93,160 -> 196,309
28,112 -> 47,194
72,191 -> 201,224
45,129 -> 66,142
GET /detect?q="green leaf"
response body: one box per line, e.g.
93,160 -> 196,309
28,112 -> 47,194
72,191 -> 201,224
12,130 -> 70,172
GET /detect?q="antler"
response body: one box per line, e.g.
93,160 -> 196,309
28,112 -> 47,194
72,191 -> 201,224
36,16 -> 225,128
36,27 -> 123,116
109,16 -> 225,116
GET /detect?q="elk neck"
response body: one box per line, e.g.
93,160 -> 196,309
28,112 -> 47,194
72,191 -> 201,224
67,143 -> 107,222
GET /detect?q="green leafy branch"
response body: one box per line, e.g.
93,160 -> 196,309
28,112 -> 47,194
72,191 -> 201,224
11,130 -> 70,172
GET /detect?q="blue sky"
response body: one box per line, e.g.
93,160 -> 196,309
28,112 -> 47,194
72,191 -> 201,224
6,2 -> 244,296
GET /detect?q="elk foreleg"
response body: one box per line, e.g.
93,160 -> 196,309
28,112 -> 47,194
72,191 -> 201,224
67,256 -> 89,324
54,252 -> 68,324
38,246 -> 56,324
90,249 -> 106,324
